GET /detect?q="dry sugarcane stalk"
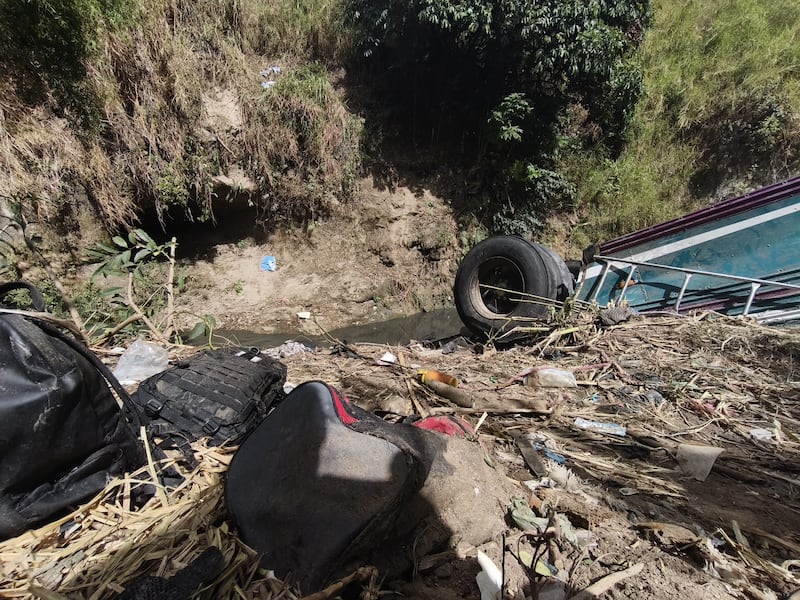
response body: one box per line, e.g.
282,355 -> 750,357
297,566 -> 378,600
569,562 -> 644,599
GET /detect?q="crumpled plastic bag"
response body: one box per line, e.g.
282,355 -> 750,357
113,338 -> 169,385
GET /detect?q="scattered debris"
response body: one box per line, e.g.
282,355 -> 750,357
675,443 -> 724,481
264,340 -> 314,359
260,255 -> 277,271
3,314 -> 800,599
573,417 -> 627,437
416,369 -> 474,408
749,427 -> 775,441
113,338 -> 169,385
378,351 -> 397,365
599,305 -> 636,326
260,66 -> 281,91
475,550 -> 502,600
532,368 -> 577,388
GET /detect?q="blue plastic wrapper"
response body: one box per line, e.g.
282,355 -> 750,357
260,255 -> 277,271
532,442 -> 566,465
260,66 -> 281,77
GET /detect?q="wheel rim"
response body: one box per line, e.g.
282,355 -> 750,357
471,257 -> 525,318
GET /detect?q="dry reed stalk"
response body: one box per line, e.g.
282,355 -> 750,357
0,444 -> 290,600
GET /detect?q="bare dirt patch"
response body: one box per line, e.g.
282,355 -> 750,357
175,176 -> 460,336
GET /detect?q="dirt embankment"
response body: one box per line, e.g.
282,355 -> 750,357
174,175 -> 462,336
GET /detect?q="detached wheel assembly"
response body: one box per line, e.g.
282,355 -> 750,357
453,236 -> 574,342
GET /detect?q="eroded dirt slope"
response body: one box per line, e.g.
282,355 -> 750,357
175,175 -> 461,336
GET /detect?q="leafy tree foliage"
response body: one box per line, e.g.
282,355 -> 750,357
348,0 -> 650,234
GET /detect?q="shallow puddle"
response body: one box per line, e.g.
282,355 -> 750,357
208,307 -> 464,349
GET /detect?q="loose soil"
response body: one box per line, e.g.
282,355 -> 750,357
174,175 -> 461,338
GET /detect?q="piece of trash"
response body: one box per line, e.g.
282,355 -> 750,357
416,370 -> 471,407
528,368 -> 577,388
235,347 -> 264,362
441,340 -> 459,354
296,311 -> 311,320
516,437 -> 548,477
113,338 -> 169,385
589,392 -> 602,403
599,305 -> 636,326
547,463 -> 582,492
378,352 -> 397,365
261,80 -> 276,90
574,417 -> 627,437
556,513 -> 579,547
416,369 -> 459,387
260,255 -> 277,271
619,487 -> 639,496
476,550 -> 502,600
534,443 -> 566,465
749,427 -> 774,441
509,497 -> 549,531
675,443 -> 724,481
283,382 -> 297,394
413,415 -> 474,438
264,341 -> 313,359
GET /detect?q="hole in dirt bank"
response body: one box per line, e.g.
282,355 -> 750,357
137,191 -> 270,261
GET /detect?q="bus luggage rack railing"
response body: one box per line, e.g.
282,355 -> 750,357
590,255 -> 800,320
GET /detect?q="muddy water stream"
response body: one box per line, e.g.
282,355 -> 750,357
209,307 -> 464,349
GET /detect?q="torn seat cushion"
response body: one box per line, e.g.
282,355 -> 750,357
225,381 -> 442,593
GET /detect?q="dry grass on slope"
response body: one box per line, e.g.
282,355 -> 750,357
0,0 -> 359,237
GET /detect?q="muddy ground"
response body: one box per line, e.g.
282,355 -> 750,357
173,175 -> 463,338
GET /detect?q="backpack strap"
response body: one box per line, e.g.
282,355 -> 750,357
0,281 -> 45,311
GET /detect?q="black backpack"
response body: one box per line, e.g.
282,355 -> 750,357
0,282 -> 145,540
132,347 -> 286,459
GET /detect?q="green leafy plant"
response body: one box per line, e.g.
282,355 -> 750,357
87,229 -> 178,344
348,0 -> 651,235
180,314 -> 218,347
555,0 -> 800,249
488,94 -> 534,145
0,195 -> 86,335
